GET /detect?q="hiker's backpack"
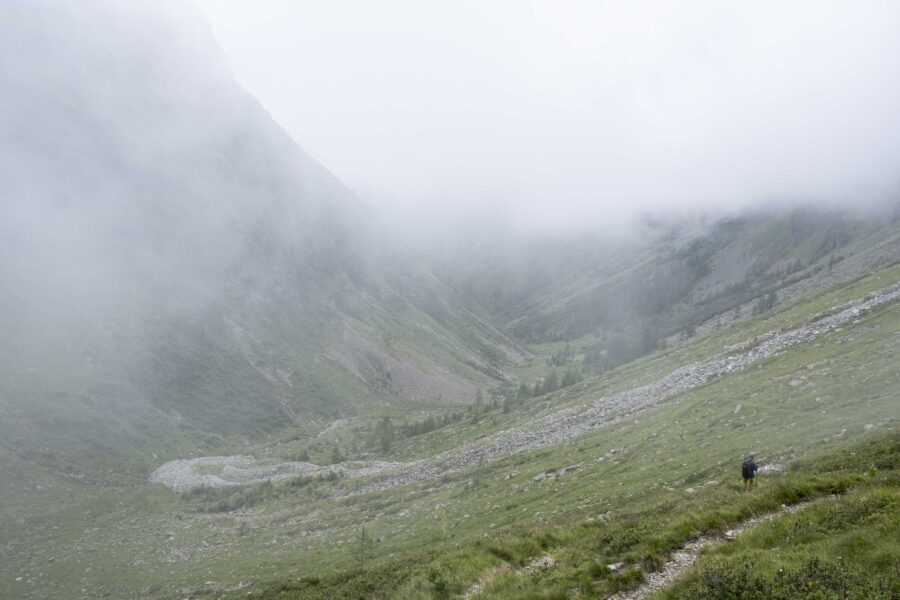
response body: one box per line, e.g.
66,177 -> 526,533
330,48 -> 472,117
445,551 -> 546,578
742,459 -> 754,478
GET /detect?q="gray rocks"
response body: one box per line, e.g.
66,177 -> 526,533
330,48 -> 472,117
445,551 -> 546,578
531,463 -> 583,484
526,555 -> 556,571
149,457 -> 403,493
558,463 -> 583,476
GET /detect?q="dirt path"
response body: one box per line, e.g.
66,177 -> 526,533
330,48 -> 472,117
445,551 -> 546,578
607,499 -> 820,600
460,495 -> 837,599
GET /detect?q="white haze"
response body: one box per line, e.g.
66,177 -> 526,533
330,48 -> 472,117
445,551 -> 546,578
194,0 -> 900,230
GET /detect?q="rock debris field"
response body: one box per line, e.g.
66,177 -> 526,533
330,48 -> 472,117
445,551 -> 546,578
149,457 -> 402,493
150,282 -> 900,495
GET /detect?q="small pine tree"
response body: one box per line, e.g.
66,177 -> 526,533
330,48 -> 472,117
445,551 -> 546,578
472,454 -> 486,487
330,445 -> 343,465
516,382 -> 530,401
423,415 -> 436,433
753,291 -> 777,315
685,322 -> 696,338
543,371 -> 559,395
356,525 -> 372,566
561,369 -> 581,388
377,417 -> 394,453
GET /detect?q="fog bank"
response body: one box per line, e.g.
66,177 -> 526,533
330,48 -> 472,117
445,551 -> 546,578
196,0 -> 900,230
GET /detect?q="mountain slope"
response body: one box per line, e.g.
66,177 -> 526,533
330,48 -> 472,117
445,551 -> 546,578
1,258 -> 895,599
424,208 -> 900,374
0,0 -> 522,475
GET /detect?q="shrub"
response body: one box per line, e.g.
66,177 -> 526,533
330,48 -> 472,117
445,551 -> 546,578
678,556 -> 897,599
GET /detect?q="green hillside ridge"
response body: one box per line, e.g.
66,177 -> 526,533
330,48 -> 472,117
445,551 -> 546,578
427,208 -> 900,378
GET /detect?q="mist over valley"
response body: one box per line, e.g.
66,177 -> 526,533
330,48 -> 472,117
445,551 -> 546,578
1,2 -> 899,598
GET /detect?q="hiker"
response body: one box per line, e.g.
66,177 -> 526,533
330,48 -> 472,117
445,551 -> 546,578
742,455 -> 758,490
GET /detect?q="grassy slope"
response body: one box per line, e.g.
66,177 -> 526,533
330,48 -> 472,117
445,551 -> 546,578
1,264 -> 897,599
226,262 -> 899,599
660,439 -> 900,599
235,435 -> 900,600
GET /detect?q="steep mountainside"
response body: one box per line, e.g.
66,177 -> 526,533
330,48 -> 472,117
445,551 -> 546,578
0,0 -> 522,474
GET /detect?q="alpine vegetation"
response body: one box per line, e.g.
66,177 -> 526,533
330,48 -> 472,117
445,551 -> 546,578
1,1 -> 898,599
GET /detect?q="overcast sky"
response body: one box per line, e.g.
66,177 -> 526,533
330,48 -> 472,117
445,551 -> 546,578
194,0 -> 900,229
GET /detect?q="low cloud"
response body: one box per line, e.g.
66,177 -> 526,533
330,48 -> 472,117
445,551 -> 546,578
196,0 -> 900,229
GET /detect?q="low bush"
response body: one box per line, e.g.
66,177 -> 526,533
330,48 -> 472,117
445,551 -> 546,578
678,556 -> 898,599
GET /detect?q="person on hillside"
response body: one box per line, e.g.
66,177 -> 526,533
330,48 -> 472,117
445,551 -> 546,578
742,455 -> 758,490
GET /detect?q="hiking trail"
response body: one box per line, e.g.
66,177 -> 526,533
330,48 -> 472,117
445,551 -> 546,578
607,497 -> 826,600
